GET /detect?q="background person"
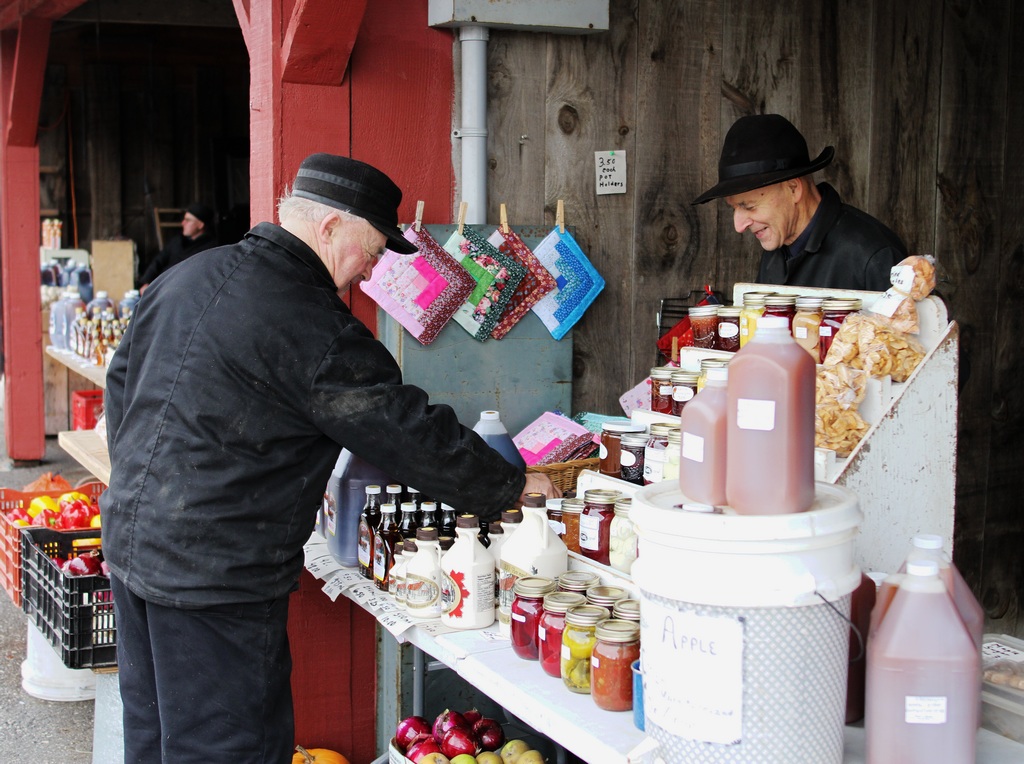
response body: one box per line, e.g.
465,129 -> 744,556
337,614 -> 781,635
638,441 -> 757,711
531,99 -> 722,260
693,114 -> 907,291
138,202 -> 218,292
102,153 -> 559,763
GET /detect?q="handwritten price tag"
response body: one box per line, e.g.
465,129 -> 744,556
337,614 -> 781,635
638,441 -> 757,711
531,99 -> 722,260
347,582 -> 378,605
595,150 -> 627,195
321,575 -> 348,602
332,570 -> 364,589
379,610 -> 417,638
306,553 -> 341,580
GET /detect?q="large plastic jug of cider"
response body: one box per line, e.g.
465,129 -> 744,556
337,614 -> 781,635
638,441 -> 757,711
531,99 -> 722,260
902,534 -> 985,650
324,449 -> 391,567
865,559 -> 980,763
678,365 -> 728,507
725,315 -> 815,514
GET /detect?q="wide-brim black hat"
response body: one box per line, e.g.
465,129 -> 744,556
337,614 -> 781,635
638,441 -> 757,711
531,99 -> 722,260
692,114 -> 834,205
292,153 -> 418,254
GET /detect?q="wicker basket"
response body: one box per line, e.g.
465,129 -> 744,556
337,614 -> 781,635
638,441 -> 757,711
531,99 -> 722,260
527,457 -> 599,495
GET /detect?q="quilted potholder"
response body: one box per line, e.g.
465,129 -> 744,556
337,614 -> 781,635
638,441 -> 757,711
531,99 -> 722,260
358,226 -> 475,345
530,227 -> 605,340
443,225 -> 527,341
487,227 -> 557,340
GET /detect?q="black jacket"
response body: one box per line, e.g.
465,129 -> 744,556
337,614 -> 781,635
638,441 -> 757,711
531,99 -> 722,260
102,223 -> 524,607
757,183 -> 907,291
138,230 -> 219,286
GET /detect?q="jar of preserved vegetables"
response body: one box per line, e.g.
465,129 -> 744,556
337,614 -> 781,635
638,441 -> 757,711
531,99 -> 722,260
819,298 -> 862,362
740,292 -> 774,347
538,591 -> 586,677
591,619 -> 641,711
580,489 -> 621,565
715,306 -> 743,352
510,576 -> 557,661
561,604 -> 609,693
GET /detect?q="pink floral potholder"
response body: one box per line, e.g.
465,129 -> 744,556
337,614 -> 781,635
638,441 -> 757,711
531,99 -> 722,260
358,226 -> 475,345
442,226 -> 527,342
487,227 -> 557,340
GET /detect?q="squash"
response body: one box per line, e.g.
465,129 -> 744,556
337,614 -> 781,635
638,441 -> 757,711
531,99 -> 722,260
292,744 -> 350,764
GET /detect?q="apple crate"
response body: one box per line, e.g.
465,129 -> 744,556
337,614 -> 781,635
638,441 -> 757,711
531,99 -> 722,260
0,481 -> 105,607
20,526 -> 116,670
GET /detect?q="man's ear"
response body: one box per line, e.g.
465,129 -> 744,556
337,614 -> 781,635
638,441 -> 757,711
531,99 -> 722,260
317,211 -> 343,243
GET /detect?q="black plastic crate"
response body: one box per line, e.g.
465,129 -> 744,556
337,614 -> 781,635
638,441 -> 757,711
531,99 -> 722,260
20,526 -> 116,669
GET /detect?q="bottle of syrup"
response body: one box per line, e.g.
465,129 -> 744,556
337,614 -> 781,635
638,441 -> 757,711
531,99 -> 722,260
398,501 -> 420,539
357,485 -> 382,579
372,503 -> 401,591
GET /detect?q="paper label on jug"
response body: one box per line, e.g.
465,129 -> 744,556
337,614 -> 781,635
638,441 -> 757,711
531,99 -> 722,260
681,432 -> 705,463
904,696 -> 947,724
736,398 -> 776,431
641,599 -> 744,745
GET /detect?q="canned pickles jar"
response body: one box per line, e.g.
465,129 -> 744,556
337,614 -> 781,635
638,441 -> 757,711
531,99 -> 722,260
739,291 -> 774,347
561,604 -> 609,693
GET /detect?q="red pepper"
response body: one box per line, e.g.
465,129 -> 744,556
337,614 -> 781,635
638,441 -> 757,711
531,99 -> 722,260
6,507 -> 30,524
57,499 -> 93,530
31,508 -> 60,528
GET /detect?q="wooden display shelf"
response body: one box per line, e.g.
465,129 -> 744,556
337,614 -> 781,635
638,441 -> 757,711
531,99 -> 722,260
57,430 -> 110,485
45,346 -> 108,389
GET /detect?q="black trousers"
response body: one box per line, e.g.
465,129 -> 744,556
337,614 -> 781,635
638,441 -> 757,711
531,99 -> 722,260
111,575 -> 294,763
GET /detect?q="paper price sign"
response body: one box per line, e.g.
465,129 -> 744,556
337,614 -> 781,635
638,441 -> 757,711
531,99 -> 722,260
305,553 -> 341,580
321,575 -> 348,602
347,582 -> 378,605
332,570 -> 364,589
379,611 -> 417,638
595,150 -> 626,195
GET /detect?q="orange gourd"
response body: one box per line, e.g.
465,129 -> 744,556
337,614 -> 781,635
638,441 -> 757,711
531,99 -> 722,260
292,745 -> 350,764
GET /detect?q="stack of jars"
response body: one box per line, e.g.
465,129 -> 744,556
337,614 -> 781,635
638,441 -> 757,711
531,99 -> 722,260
510,571 -> 643,713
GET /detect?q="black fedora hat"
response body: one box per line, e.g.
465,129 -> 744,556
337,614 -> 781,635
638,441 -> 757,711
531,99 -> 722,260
692,114 -> 834,205
292,153 -> 418,254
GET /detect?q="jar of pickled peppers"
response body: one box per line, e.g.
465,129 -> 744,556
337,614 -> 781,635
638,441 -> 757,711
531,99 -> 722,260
739,292 -> 774,347
591,619 -> 641,711
561,604 -> 609,693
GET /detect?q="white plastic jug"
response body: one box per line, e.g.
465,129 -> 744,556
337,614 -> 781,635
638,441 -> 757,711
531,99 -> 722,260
406,527 -> 444,621
440,514 -> 496,629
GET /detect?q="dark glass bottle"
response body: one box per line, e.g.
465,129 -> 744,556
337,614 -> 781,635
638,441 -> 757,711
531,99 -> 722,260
372,503 -> 401,591
357,485 -> 382,580
398,501 -> 420,539
385,483 -> 403,511
439,503 -> 458,536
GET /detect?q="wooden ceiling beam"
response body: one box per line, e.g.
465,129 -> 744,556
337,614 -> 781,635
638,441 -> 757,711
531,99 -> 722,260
280,0 -> 367,85
5,14 -> 49,146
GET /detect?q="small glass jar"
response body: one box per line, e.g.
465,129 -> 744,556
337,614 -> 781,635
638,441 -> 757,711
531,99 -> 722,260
611,598 -> 641,623
819,298 -> 863,362
580,489 -> 621,565
740,292 -> 774,347
762,294 -> 797,331
586,585 -> 629,614
792,296 -> 824,360
715,305 -> 743,352
619,433 -> 647,485
599,422 -> 645,477
538,592 -> 586,677
546,498 -> 565,538
591,619 -> 641,712
561,605 -> 608,694
559,498 -> 583,553
697,357 -> 730,393
510,576 -> 557,661
557,570 -> 600,594
670,371 -> 700,416
643,423 -> 674,485
649,367 -> 675,414
688,304 -> 720,349
663,428 -> 681,482
608,498 -> 637,574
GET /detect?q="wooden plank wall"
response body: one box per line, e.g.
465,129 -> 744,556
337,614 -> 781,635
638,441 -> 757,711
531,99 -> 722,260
487,0 -> 1024,637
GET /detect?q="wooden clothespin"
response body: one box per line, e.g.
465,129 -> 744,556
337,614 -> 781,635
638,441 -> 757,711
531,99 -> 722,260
500,204 -> 510,234
414,201 -> 424,233
457,201 -> 468,236
556,199 -> 565,234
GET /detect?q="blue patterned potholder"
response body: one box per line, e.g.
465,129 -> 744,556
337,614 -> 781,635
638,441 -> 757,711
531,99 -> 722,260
530,227 -> 604,340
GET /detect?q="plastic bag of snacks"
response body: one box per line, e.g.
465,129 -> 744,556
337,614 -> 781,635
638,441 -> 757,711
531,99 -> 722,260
823,313 -> 926,382
815,366 -> 870,456
869,255 -> 937,334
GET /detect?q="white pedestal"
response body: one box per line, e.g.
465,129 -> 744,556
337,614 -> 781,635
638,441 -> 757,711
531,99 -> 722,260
21,621 -> 96,701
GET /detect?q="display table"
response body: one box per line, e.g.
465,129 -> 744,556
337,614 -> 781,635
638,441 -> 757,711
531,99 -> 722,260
57,431 -> 110,484
45,346 -> 108,389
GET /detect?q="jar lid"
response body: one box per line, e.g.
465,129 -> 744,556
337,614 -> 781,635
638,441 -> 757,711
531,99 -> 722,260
650,367 -> 674,379
522,492 -> 546,508
560,498 -> 584,515
611,598 -> 641,621
601,421 -> 645,434
565,604 -> 610,626
649,423 -> 675,436
670,371 -> 700,385
513,575 -> 557,598
763,294 -> 797,307
501,509 -> 523,524
557,570 -> 600,592
381,502 -> 397,513
700,357 -> 730,370
583,488 -> 621,505
401,502 -> 417,514
666,428 -> 681,444
542,591 -> 587,613
366,485 -> 382,494
822,297 -> 863,310
716,305 -> 743,317
456,514 -> 479,529
742,291 -> 774,306
386,483 -> 403,494
586,585 -> 629,607
596,618 -> 641,642
688,304 -> 720,317
795,296 -> 824,309
613,497 -> 632,514
620,433 -> 648,448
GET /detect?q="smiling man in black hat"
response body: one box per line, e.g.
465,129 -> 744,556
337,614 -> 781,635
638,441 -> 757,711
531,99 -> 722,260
101,153 -> 559,762
138,202 -> 219,293
694,114 -> 906,291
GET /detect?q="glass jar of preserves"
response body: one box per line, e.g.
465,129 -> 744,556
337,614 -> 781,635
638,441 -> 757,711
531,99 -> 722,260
649,367 -> 675,414
580,489 -> 620,565
510,575 -> 557,661
663,428 -> 681,482
586,585 -> 629,614
697,357 -> 730,393
762,294 -> 797,331
599,422 -> 645,477
559,498 -> 583,553
643,423 -> 674,485
740,291 -> 774,347
538,591 -> 586,677
688,304 -> 720,349
792,296 -> 824,360
715,305 -> 743,352
819,298 -> 863,362
608,498 -> 637,574
557,570 -> 600,594
561,604 -> 608,693
546,498 -> 565,538
611,598 -> 641,623
670,371 -> 700,416
591,619 -> 641,711
619,433 -> 647,485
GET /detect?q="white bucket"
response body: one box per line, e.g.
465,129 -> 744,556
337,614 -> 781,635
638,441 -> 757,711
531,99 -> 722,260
631,481 -> 861,764
21,621 -> 96,702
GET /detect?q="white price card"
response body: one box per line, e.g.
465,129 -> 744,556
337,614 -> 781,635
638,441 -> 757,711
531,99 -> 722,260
321,575 -> 348,602
332,569 -> 365,590
347,582 -> 379,605
378,610 -> 417,638
305,553 -> 341,580
416,620 -> 458,637
595,150 -> 627,195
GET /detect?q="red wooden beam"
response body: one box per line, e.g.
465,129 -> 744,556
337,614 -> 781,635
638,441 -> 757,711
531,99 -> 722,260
5,15 -> 48,146
281,0 -> 367,85
0,0 -> 87,31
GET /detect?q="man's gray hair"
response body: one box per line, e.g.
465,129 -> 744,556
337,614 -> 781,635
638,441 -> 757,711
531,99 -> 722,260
278,188 -> 363,226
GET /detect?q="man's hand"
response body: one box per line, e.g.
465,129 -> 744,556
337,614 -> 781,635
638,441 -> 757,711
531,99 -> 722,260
520,472 -> 562,503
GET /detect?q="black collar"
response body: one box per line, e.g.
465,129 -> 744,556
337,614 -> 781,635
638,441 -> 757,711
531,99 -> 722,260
244,222 -> 336,288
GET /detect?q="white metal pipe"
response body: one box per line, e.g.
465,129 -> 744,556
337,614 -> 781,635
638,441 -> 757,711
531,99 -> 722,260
459,24 -> 489,224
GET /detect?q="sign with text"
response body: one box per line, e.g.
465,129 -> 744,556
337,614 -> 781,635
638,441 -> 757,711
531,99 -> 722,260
595,150 -> 626,195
